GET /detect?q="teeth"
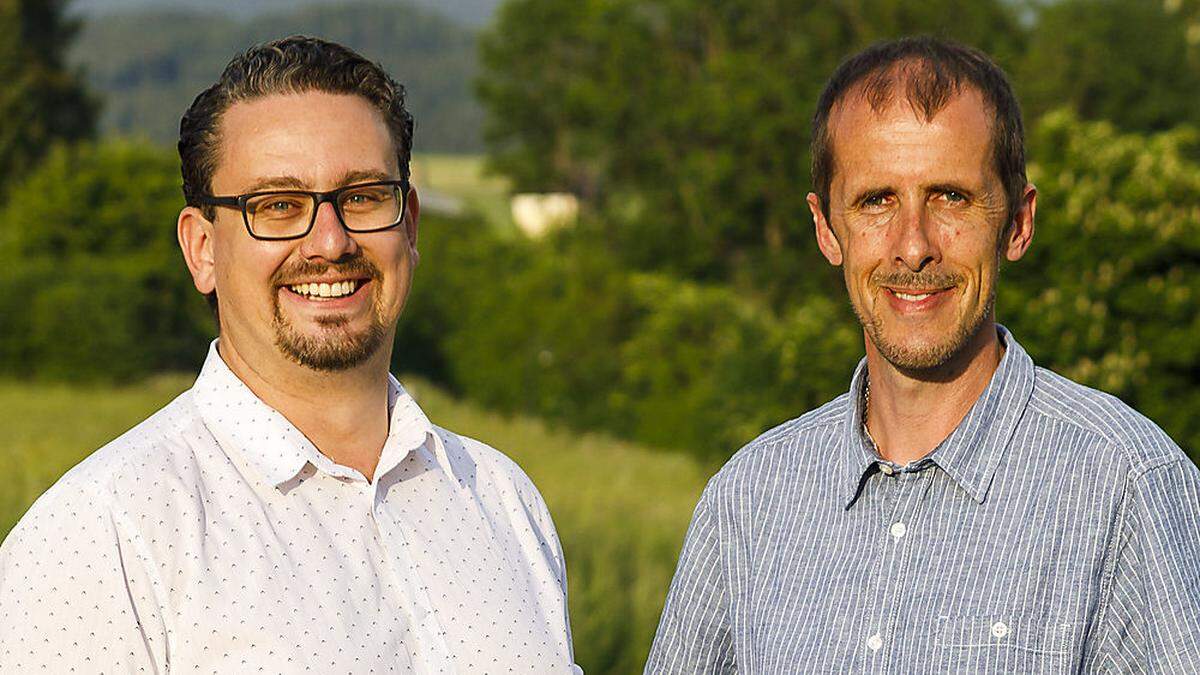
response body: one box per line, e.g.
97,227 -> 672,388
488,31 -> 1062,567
288,280 -> 358,298
895,291 -> 933,301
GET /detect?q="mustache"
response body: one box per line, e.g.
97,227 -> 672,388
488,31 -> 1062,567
871,269 -> 963,289
271,255 -> 381,286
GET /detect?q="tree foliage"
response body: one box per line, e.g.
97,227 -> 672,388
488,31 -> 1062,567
1019,0 -> 1200,134
478,0 -> 1026,298
0,0 -> 97,199
401,217 -> 861,463
0,141 -> 211,380
1004,110 -> 1200,457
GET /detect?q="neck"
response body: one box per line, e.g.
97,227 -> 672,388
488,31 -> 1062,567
216,333 -> 394,482
863,322 -> 1003,465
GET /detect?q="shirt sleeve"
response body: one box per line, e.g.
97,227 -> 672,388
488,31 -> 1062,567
0,481 -> 168,671
645,488 -> 735,674
1086,458 -> 1200,672
532,487 -> 582,672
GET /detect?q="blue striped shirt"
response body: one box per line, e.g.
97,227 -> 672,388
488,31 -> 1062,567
647,327 -> 1200,673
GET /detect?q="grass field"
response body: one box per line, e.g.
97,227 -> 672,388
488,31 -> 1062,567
0,375 -> 707,673
411,153 -> 516,231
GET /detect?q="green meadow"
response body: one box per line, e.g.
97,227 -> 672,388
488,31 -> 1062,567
0,375 -> 707,674
411,153 -> 516,231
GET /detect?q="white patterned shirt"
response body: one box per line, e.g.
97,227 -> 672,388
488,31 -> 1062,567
0,341 -> 580,673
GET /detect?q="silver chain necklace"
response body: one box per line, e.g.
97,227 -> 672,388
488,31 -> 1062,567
862,375 -> 880,452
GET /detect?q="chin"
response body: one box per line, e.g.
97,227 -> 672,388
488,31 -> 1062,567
882,318 -> 995,373
877,339 -> 962,371
273,317 -> 388,372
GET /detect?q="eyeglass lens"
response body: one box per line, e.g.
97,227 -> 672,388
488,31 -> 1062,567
244,184 -> 403,238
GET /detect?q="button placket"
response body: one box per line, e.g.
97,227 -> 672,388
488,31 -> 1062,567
370,496 -> 454,668
871,467 -> 932,669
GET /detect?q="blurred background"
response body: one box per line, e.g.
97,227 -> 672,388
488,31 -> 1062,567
2,0 -> 1199,671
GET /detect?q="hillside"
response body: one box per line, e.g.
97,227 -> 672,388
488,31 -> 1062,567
70,1 -> 483,152
69,0 -> 503,28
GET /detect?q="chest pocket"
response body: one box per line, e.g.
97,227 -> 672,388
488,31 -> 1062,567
935,614 -> 1076,673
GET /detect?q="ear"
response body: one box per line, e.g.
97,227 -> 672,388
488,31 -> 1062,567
808,192 -> 843,266
404,185 -> 421,266
1004,183 -> 1037,262
177,206 -> 217,295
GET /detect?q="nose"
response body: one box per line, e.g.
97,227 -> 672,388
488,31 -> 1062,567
300,201 -> 358,260
893,202 -> 939,272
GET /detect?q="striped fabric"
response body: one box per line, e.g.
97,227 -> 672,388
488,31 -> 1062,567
646,327 -> 1200,673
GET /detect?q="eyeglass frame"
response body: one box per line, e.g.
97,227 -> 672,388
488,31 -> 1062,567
194,178 -> 411,241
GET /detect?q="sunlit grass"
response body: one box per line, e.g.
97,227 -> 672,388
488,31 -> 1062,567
411,153 -> 515,232
0,375 -> 706,673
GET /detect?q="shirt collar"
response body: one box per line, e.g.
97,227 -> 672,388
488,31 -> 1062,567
839,325 -> 1036,508
379,375 -> 457,481
191,340 -> 455,490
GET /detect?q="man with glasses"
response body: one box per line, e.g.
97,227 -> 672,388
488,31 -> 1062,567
0,36 -> 580,672
648,37 -> 1200,672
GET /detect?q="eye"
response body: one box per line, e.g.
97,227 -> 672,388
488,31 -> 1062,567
941,190 -> 968,204
859,192 -> 893,209
246,193 -> 310,221
343,186 -> 392,206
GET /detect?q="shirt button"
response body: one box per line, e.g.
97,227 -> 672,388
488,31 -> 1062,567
879,463 -> 895,475
866,633 -> 883,651
991,621 -> 1010,639
889,521 -> 908,539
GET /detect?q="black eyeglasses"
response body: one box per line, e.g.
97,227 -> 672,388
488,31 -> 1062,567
195,179 -> 410,241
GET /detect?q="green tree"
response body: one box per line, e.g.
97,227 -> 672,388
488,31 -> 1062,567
0,0 -> 97,200
1003,111 -> 1200,462
0,141 -> 211,380
478,0 -> 1026,301
1019,0 -> 1200,134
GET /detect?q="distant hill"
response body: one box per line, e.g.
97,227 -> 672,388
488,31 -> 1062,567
69,0 -> 503,29
69,1 -> 483,152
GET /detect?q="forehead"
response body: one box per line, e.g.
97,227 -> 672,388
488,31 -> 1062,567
826,86 -> 995,190
212,90 -> 397,191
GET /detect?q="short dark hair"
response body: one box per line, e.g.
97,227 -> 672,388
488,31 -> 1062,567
811,36 -> 1025,225
178,35 -> 415,319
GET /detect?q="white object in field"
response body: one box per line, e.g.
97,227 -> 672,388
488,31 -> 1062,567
511,193 -> 578,237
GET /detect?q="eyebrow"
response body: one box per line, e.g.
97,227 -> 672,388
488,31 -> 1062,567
243,175 -> 307,193
337,169 -> 395,185
242,169 -> 397,193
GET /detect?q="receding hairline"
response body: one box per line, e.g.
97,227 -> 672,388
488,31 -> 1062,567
822,66 -> 1001,189
207,89 -> 401,194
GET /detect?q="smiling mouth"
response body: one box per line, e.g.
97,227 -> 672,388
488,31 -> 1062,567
886,287 -> 952,302
285,279 -> 366,300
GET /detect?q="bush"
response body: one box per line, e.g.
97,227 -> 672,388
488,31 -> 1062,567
0,140 -> 212,381
615,274 -> 858,460
408,217 -> 861,461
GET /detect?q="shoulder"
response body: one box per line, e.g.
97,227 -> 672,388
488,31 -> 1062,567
6,392 -> 206,540
705,393 -> 850,495
433,424 -> 554,515
1028,366 -> 1189,478
435,425 -> 538,487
